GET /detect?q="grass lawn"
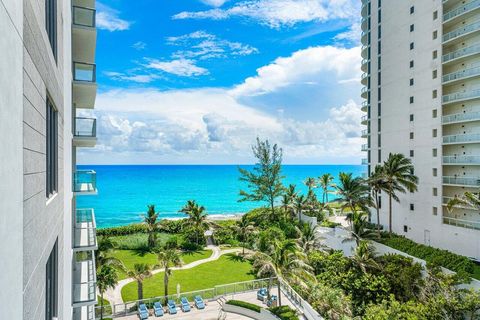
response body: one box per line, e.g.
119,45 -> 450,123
96,295 -> 112,319
112,249 -> 213,279
121,254 -> 255,302
473,264 -> 480,281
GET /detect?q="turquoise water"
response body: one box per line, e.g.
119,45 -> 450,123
77,165 -> 364,228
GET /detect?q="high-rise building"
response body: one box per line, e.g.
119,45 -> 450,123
361,0 -> 480,260
0,0 -> 98,319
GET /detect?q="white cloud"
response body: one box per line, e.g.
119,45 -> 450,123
334,22 -> 361,45
145,58 -> 209,77
132,41 -> 147,50
173,0 -> 359,29
200,0 -> 229,7
96,2 -> 131,31
104,71 -> 159,83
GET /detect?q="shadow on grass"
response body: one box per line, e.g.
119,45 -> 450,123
131,246 -> 153,256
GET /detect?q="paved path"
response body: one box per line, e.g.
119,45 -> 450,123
104,246 -> 242,306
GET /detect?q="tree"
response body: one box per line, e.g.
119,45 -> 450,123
127,263 -> 153,300
281,184 -> 297,219
96,265 -> 118,320
310,282 -> 354,320
239,138 -> 285,221
296,222 -> 321,253
334,172 -> 372,219
96,237 -> 124,271
156,249 -> 183,304
350,240 -> 380,273
143,204 -> 159,248
293,194 -> 307,221
367,165 -> 387,238
318,173 -> 335,204
382,153 -> 418,233
234,215 -> 257,255
180,200 -> 210,245
347,211 -> 375,245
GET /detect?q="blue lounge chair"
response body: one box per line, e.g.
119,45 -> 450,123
138,303 -> 149,319
257,288 -> 268,301
194,295 -> 205,309
167,300 -> 177,314
267,295 -> 277,307
181,297 -> 191,312
153,302 -> 164,317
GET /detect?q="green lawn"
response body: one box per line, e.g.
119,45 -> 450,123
121,254 -> 255,302
96,296 -> 112,319
473,264 -> 480,281
112,249 -> 213,279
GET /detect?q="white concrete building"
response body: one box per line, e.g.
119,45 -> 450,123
0,0 -> 98,319
361,0 -> 480,260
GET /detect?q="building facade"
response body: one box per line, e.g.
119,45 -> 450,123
361,0 -> 480,260
0,0 -> 98,319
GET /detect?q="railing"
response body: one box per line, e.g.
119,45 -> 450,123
73,258 -> 96,305
443,176 -> 480,186
443,216 -> 480,230
361,144 -> 369,151
361,58 -> 369,66
278,278 -> 322,320
443,66 -> 480,83
361,158 -> 369,165
443,0 -> 480,22
361,73 -> 369,81
443,20 -> 480,42
361,115 -> 369,123
443,44 -> 480,63
74,170 -> 97,193
74,117 -> 96,137
442,196 -> 477,209
443,133 -> 480,144
442,111 -> 480,124
361,129 -> 370,137
73,62 -> 96,82
443,155 -> 480,164
74,208 -> 97,249
442,88 -> 480,104
73,305 -> 95,320
73,6 -> 96,28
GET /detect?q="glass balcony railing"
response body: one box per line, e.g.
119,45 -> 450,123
73,6 -> 96,28
443,0 -> 480,22
74,209 -> 97,250
73,305 -> 95,320
72,255 -> 96,305
74,170 -> 97,193
442,111 -> 480,124
361,129 -> 370,137
443,216 -> 480,230
442,44 -> 480,64
73,62 -> 96,83
443,196 -> 477,209
361,101 -> 369,111
443,176 -> 480,186
443,20 -> 480,43
361,144 -> 369,151
361,158 -> 369,165
443,66 -> 480,83
443,155 -> 480,164
74,117 -> 96,138
361,115 -> 369,123
442,88 -> 480,104
443,133 -> 480,143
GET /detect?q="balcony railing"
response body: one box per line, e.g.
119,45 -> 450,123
443,196 -> 477,210
443,0 -> 480,22
73,305 -> 95,320
74,170 -> 97,194
74,117 -> 96,138
73,6 -> 96,28
443,66 -> 480,84
443,155 -> 480,164
443,44 -> 480,64
443,216 -> 480,230
361,101 -> 369,111
361,144 -> 369,151
361,129 -> 370,137
443,176 -> 480,186
361,158 -> 369,165
443,133 -> 480,144
73,62 -> 96,83
443,20 -> 480,43
442,111 -> 480,124
73,256 -> 96,306
442,88 -> 480,104
74,209 -> 97,251
361,115 -> 369,123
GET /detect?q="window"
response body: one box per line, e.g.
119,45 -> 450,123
378,25 -> 382,38
433,148 -> 438,157
378,103 -> 382,116
410,78 -> 414,86
378,41 -> 381,54
433,30 -> 438,40
378,56 -> 382,70
378,118 -> 381,131
410,114 -> 414,122
433,188 -> 438,196
45,0 -> 57,60
433,90 -> 437,99
410,6 -> 414,14
378,87 -> 382,100
433,50 -> 438,59
410,60 -> 414,68
378,72 -> 381,85
378,196 -> 382,209
46,98 -> 58,198
410,150 -> 414,157
45,240 -> 58,320
410,204 -> 414,211
378,0 -> 381,7
433,70 -> 437,79
433,129 -> 438,137
433,109 -> 438,118
410,42 -> 414,50
410,132 -> 414,139
404,225 -> 408,232
410,96 -> 414,104
378,149 -> 382,163
433,207 -> 438,216
433,168 -> 438,177
378,10 -> 382,23
410,24 -> 414,32
433,11 -> 438,20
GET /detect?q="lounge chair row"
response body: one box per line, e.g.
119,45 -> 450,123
138,296 -> 206,319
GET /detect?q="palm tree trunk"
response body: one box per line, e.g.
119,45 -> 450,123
242,243 -> 245,256
270,199 -> 275,222
277,280 -> 282,307
138,280 -> 143,300
375,194 -> 381,239
164,271 -> 169,304
388,191 -> 393,233
100,292 -> 104,320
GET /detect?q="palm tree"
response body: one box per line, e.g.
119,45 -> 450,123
127,263 -> 153,300
96,265 -> 118,320
367,165 -> 387,238
96,237 -> 124,271
447,190 -> 480,212
304,177 -> 317,193
318,173 -> 335,204
382,153 -> 419,233
293,194 -> 307,221
144,205 -> 159,248
180,200 -> 210,245
348,211 -> 375,245
334,172 -> 372,219
351,240 -> 380,273
281,184 -> 297,219
296,223 -> 321,253
234,215 -> 257,255
156,249 -> 183,304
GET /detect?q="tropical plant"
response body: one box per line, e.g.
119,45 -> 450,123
143,204 -> 160,248
318,173 -> 335,204
238,138 -> 285,221
96,265 -> 118,320
96,237 -> 124,271
310,282 -> 354,320
126,263 -> 153,300
382,153 -> 418,233
350,241 -> 380,273
281,184 -> 298,219
156,248 -> 183,304
180,200 -> 210,245
367,165 -> 387,238
334,172 -> 372,218
447,190 -> 480,212
234,215 -> 257,255
293,194 -> 307,221
304,177 -> 317,194
347,211 -> 376,245
295,223 -> 321,253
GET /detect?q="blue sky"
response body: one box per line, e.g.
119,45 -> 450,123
79,0 -> 363,165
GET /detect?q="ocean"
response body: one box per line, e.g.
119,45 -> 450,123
77,165 -> 364,228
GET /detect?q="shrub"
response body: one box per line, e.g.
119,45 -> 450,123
320,220 -> 341,228
269,306 -> 299,320
225,300 -> 261,313
97,224 -> 149,237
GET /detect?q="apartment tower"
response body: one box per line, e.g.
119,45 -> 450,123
0,0 -> 99,319
361,0 -> 480,260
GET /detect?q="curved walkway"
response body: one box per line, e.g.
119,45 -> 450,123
104,246 -> 242,305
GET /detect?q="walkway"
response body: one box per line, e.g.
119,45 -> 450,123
104,246 -> 242,306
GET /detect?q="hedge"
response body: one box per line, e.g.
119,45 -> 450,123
269,306 -> 299,320
97,220 -> 184,237
225,300 -> 261,313
378,233 -> 475,275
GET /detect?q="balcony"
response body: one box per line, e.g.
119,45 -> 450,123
72,5 -> 96,63
361,158 -> 369,165
73,305 -> 95,320
361,129 -> 370,138
443,133 -> 480,144
361,0 -> 369,17
443,66 -> 480,85
443,20 -> 480,44
361,87 -> 370,99
361,115 -> 369,124
361,31 -> 369,44
442,88 -> 480,105
361,16 -> 369,31
361,44 -> 369,59
74,209 -> 97,251
74,170 -> 97,195
443,0 -> 480,24
443,216 -> 480,230
443,44 -> 480,65
443,155 -> 480,165
442,196 -> 476,209
73,117 -> 97,147
361,144 -> 370,151
73,252 -> 97,307
442,110 -> 480,124
361,58 -> 369,72
361,101 -> 369,112
443,175 -> 480,187
73,62 -> 97,109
